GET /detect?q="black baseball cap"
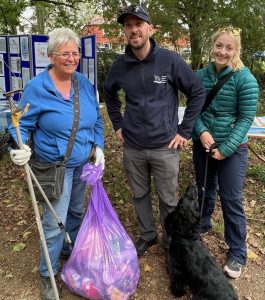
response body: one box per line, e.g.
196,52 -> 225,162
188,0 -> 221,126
117,4 -> 151,25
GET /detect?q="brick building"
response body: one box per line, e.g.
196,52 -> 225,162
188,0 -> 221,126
81,15 -> 189,55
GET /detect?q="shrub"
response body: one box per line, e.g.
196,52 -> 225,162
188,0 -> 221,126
97,49 -> 119,102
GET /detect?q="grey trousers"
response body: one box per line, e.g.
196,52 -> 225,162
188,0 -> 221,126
123,145 -> 180,246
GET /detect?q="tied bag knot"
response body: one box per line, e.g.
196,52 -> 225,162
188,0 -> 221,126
80,163 -> 103,186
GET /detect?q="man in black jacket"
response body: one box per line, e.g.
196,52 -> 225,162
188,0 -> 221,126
104,4 -> 205,256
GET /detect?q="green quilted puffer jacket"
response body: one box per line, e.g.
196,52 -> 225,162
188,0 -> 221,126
193,62 -> 259,157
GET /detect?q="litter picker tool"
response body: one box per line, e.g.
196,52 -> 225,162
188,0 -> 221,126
5,91 -> 72,248
5,90 -> 60,300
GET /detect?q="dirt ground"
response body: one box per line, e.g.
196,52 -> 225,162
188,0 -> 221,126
1,107 -> 265,300
0,153 -> 265,300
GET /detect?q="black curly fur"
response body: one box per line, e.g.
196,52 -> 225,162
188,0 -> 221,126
165,184 -> 238,300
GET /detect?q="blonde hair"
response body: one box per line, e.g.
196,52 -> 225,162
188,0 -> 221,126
211,27 -> 244,71
47,27 -> 80,55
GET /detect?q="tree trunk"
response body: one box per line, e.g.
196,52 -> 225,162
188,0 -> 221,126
189,28 -> 203,71
36,4 -> 45,34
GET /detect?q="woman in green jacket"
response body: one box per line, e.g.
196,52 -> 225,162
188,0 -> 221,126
192,27 -> 259,279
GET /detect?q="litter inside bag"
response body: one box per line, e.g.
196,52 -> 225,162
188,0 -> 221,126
61,163 -> 140,299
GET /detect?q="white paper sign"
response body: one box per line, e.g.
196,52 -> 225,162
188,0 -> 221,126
85,38 -> 92,57
88,58 -> 95,85
10,56 -> 21,74
0,37 -> 6,53
34,42 -> 49,67
0,54 -> 4,76
20,36 -> 30,61
9,37 -> 20,54
11,76 -> 22,90
22,67 -> 31,87
0,77 -> 6,99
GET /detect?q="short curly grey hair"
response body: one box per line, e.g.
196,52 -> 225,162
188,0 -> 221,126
47,27 -> 80,55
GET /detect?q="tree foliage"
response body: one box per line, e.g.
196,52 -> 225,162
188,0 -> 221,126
30,0 -> 96,34
0,0 -> 96,34
0,0 -> 28,33
1,0 -> 264,72
147,0 -> 265,69
97,0 -> 265,70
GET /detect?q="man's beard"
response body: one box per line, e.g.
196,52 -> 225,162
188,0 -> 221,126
128,36 -> 148,50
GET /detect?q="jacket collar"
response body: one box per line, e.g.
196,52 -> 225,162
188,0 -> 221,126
43,64 -> 80,96
124,38 -> 158,62
208,62 -> 233,78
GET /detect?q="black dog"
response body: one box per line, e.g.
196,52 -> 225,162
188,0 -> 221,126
165,184 -> 238,300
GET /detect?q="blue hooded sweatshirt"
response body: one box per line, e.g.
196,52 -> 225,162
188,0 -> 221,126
9,66 -> 104,167
104,38 -> 205,149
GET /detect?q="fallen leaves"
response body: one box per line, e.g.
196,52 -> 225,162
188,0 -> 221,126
4,272 -> 14,279
247,249 -> 258,260
22,231 -> 32,239
143,263 -> 152,272
17,220 -> 27,226
12,242 -> 27,252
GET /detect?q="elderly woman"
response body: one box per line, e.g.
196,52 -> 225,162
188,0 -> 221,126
192,27 -> 259,279
8,27 -> 104,300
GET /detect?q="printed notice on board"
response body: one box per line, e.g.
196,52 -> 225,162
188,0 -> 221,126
88,59 -> 95,85
20,36 -> 29,61
34,42 -> 49,67
11,76 -> 22,90
10,56 -> 21,74
22,68 -> 30,88
0,37 -> 6,53
0,54 -> 4,76
82,58 -> 88,78
85,38 -> 92,57
9,37 -> 20,54
0,77 -> 6,98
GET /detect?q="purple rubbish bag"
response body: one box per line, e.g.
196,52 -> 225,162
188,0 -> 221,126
61,163 -> 140,299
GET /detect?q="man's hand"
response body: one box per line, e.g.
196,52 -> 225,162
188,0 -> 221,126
115,129 -> 125,144
168,134 -> 188,149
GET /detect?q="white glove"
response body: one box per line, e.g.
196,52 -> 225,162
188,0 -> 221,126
10,144 -> 32,166
94,146 -> 105,170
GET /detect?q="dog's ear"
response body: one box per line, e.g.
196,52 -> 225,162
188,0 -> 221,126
184,184 -> 198,200
165,210 -> 176,237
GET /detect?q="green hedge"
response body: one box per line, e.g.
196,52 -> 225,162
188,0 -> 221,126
97,49 -> 118,102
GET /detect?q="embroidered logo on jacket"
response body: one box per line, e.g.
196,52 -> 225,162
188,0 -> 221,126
154,75 -> 167,84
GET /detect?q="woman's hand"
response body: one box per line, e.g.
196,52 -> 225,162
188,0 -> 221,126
211,148 -> 225,160
200,131 -> 215,150
95,146 -> 105,170
10,144 -> 32,166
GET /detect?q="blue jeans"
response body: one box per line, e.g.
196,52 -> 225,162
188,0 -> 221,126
192,141 -> 248,265
39,164 -> 86,277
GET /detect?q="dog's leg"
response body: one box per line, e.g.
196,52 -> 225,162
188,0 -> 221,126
170,267 -> 186,297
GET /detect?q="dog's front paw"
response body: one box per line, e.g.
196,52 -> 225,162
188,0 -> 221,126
170,284 -> 186,297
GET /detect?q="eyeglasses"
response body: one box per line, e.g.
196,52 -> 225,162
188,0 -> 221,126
53,51 -> 81,60
119,4 -> 147,15
219,26 -> 241,36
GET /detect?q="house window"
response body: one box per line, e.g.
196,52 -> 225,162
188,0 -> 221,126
120,44 -> 125,53
104,43 -> 112,49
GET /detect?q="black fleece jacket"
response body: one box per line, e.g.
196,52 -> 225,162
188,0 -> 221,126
104,38 -> 205,149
